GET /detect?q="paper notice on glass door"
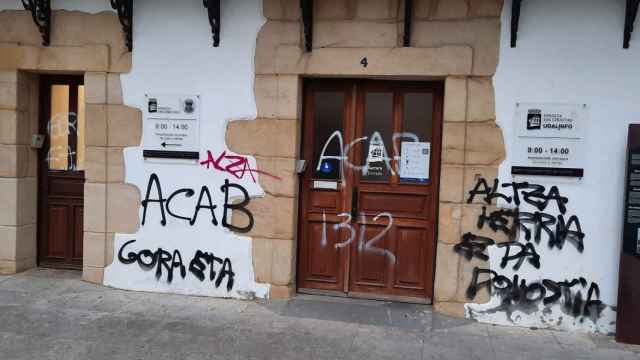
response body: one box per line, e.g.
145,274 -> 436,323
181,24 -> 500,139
399,142 -> 430,183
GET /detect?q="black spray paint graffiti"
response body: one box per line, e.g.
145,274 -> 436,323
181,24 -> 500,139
457,178 -> 585,262
454,233 -> 495,261
475,207 -> 585,253
466,268 -> 606,322
454,178 -> 610,322
141,173 -> 254,233
454,233 -> 540,271
118,240 -> 235,291
467,178 -> 568,214
125,173 -> 253,291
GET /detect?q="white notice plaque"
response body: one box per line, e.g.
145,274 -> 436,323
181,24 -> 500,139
313,180 -> 338,190
399,142 -> 430,183
143,94 -> 200,160
512,103 -> 586,177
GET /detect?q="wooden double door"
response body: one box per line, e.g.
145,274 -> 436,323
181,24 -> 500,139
37,76 -> 86,269
297,79 -> 443,302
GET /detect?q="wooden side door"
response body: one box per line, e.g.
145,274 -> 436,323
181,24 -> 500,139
37,76 -> 86,269
297,79 -> 442,302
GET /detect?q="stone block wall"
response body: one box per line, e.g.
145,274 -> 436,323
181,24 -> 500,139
226,0 -> 507,311
0,10 -> 137,283
0,70 -> 38,273
83,74 -> 140,284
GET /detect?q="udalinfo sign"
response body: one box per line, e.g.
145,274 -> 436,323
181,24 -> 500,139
143,94 -> 201,160
511,103 -> 587,177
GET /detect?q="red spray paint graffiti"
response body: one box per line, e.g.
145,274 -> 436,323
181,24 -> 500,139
200,150 -> 281,182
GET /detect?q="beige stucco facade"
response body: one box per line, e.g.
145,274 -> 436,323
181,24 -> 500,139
0,0 -> 506,317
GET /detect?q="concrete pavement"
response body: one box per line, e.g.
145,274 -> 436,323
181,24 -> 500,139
0,268 -> 638,360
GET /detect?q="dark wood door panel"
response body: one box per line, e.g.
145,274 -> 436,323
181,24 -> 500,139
47,174 -> 84,198
393,227 -> 427,290
358,191 -> 430,218
308,188 -> 340,210
298,217 -> 347,291
38,75 -> 85,270
306,220 -> 340,281
350,223 -> 393,288
46,205 -> 68,259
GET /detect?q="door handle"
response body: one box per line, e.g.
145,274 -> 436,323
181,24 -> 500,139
351,187 -> 358,220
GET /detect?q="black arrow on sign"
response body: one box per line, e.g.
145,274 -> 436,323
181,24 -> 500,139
161,142 -> 180,147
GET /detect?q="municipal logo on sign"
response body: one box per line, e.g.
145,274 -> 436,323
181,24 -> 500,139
527,109 -> 542,130
183,98 -> 195,114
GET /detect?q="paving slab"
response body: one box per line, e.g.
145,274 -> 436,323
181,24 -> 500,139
0,269 -> 638,360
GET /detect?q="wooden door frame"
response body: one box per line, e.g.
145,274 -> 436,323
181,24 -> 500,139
37,74 -> 86,270
296,78 -> 444,303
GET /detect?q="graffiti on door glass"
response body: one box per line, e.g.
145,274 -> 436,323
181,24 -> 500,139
316,130 -> 428,185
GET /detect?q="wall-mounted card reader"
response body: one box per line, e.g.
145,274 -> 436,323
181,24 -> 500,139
31,134 -> 45,149
295,159 -> 307,174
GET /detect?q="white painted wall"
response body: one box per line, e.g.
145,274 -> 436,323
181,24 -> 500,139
102,0 -> 270,299
466,0 -> 640,333
0,0 -> 114,13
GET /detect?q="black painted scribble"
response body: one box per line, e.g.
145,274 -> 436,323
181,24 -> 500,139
118,240 -> 235,291
466,267 -> 606,321
467,179 -> 568,214
140,173 -> 254,233
454,178 -> 610,323
189,250 -> 235,291
190,186 -> 219,226
468,179 -> 585,253
477,207 -> 516,238
454,233 -> 495,261
497,241 -> 540,270
553,214 -> 585,252
220,179 -> 254,233
141,174 -> 168,226
467,178 -> 512,205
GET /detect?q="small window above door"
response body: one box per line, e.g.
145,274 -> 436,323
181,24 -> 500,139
313,91 -> 346,180
47,83 -> 85,171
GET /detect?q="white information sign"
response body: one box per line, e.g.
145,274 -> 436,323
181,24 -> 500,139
399,142 -> 430,182
143,94 -> 200,160
512,103 -> 587,177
